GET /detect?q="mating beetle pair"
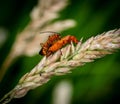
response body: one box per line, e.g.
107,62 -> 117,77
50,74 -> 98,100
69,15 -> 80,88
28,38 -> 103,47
39,32 -> 78,57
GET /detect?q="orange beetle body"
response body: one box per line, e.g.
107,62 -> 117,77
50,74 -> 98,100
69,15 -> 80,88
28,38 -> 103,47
39,34 -> 61,56
39,33 -> 78,57
48,35 -> 78,52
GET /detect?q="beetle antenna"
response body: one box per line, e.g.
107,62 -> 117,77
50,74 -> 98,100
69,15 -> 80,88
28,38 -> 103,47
39,31 -> 61,35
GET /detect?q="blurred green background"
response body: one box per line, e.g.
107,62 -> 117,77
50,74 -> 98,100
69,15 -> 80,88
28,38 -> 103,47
0,0 -> 120,104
